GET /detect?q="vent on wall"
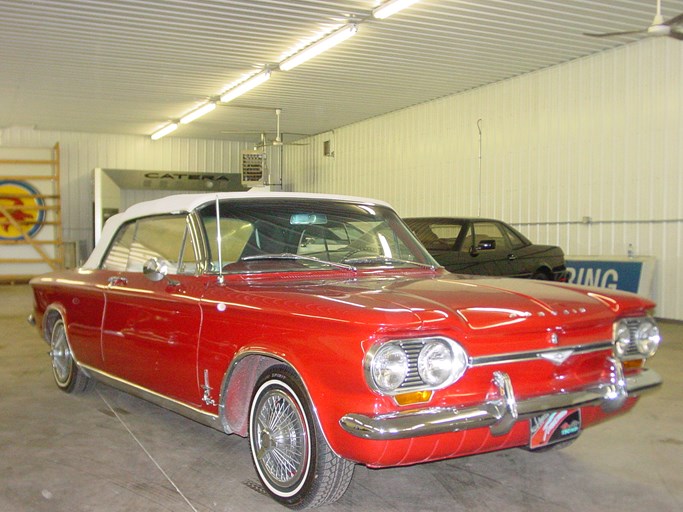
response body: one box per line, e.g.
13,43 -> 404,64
240,150 -> 267,186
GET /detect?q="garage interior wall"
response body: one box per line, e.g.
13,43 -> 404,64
0,129 -> 262,256
2,39 -> 681,319
285,38 -> 683,321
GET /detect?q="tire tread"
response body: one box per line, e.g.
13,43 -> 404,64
250,365 -> 354,509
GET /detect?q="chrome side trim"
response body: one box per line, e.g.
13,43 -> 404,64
470,341 -> 613,367
339,367 -> 662,441
80,364 -> 224,432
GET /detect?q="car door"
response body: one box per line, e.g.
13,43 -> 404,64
99,214 -> 203,405
469,221 -> 521,276
500,223 -> 534,277
444,221 -> 514,276
408,220 -> 472,272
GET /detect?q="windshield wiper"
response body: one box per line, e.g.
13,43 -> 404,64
341,256 -> 435,269
241,253 -> 356,271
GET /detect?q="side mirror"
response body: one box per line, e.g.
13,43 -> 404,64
477,239 -> 496,251
143,257 -> 168,282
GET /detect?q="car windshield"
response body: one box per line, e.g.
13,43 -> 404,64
198,199 -> 437,272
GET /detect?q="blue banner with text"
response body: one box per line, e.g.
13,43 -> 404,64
565,260 -> 643,293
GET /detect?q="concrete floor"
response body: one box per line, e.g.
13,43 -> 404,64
1,283 -> 682,512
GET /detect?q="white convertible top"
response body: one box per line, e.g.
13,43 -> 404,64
84,190 -> 392,269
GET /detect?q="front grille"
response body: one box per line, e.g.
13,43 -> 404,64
623,318 -> 644,358
398,339 -> 426,389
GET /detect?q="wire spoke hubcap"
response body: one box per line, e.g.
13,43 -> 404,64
51,323 -> 71,384
255,389 -> 308,488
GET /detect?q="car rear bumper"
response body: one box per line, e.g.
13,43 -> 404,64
339,362 -> 661,441
553,268 -> 569,282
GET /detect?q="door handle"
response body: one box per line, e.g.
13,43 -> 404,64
107,276 -> 128,286
507,254 -> 517,261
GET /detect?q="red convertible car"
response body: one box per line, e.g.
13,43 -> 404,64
29,192 -> 662,509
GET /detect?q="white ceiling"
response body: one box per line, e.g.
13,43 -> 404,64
1,0 -> 681,143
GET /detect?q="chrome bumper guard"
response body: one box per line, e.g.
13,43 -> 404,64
340,362 -> 662,441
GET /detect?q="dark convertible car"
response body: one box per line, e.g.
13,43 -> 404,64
404,217 -> 567,281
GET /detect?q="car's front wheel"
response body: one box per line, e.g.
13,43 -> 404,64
49,317 -> 93,393
248,365 -> 354,509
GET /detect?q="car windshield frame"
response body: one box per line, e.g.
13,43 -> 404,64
195,198 -> 438,274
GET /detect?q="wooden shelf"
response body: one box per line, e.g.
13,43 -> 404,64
2,220 -> 62,226
0,143 -> 63,276
0,258 -> 61,264
0,175 -> 57,181
2,204 -> 60,212
0,159 -> 58,165
0,239 -> 60,245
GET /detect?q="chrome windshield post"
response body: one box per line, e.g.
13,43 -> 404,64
215,196 -> 224,284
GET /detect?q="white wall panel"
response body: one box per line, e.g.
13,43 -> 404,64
2,38 -> 681,318
0,127 -> 255,254
285,38 -> 683,320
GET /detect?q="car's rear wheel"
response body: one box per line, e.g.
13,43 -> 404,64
531,269 -> 552,280
49,318 -> 93,393
248,365 -> 354,509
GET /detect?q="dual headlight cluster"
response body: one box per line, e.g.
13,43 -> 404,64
365,336 -> 468,395
613,317 -> 661,360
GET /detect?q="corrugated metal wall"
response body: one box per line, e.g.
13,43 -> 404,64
0,128 -> 272,255
2,38 -> 681,318
285,38 -> 683,320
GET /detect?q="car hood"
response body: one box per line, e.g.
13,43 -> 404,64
235,271 -> 649,338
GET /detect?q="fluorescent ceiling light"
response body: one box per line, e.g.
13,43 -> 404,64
373,0 -> 420,19
180,102 -> 217,124
151,122 -> 178,140
279,24 -> 357,71
220,71 -> 271,103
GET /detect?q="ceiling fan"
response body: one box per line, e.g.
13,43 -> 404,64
222,108 -> 310,149
584,0 -> 682,40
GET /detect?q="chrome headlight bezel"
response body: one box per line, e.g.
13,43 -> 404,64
365,336 -> 468,395
614,321 -> 632,359
369,343 -> 409,393
613,317 -> 661,360
634,319 -> 661,358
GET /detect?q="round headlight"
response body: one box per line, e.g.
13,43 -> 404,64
371,344 -> 408,392
614,321 -> 631,358
635,320 -> 660,358
417,339 -> 468,387
418,341 -> 452,386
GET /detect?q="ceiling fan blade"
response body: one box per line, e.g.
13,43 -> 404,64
584,28 -> 647,38
664,13 -> 683,26
270,140 -> 310,147
585,3 -> 683,40
221,108 -> 312,144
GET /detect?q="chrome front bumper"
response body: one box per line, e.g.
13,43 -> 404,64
340,362 -> 662,441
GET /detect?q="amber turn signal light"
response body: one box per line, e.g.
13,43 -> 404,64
394,390 -> 433,406
623,359 -> 645,370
